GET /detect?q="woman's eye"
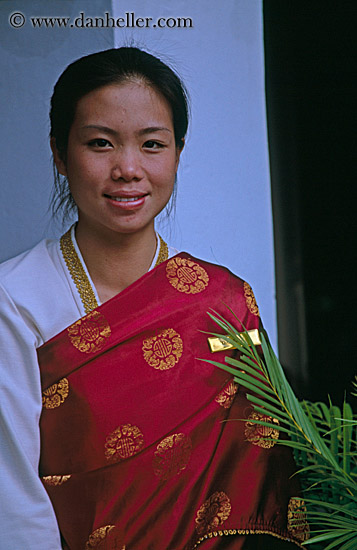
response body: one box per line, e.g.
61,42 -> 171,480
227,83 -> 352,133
143,140 -> 164,150
88,139 -> 111,148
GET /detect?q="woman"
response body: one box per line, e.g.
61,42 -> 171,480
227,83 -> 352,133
0,48 -> 308,549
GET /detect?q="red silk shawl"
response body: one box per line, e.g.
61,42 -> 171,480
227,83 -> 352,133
38,254 -> 306,549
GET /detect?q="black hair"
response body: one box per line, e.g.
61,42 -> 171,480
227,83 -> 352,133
50,47 -> 189,220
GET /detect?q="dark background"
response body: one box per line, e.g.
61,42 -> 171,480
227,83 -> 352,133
263,1 -> 356,404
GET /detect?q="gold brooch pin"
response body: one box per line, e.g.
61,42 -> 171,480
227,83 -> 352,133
207,328 -> 261,353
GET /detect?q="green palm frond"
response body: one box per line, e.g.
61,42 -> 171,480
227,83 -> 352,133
351,376 -> 357,398
204,311 -> 357,549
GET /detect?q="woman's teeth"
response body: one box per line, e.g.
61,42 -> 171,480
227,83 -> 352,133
111,196 -> 141,202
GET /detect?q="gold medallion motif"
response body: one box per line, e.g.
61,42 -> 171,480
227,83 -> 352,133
243,282 -> 260,316
287,498 -> 310,542
166,257 -> 209,294
42,474 -> 71,486
104,424 -> 144,463
67,310 -> 111,353
215,381 -> 239,408
245,411 -> 280,449
195,491 -> 232,536
142,328 -> 183,370
153,433 -> 192,480
42,378 -> 69,409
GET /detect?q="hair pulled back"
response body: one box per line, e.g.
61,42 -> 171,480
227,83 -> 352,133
50,47 -> 189,220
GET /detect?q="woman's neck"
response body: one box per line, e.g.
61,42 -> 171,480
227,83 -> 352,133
74,222 -> 157,303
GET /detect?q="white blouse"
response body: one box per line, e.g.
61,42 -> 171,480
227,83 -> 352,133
0,229 -> 177,549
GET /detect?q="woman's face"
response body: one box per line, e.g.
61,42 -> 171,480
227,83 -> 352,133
52,81 -> 182,238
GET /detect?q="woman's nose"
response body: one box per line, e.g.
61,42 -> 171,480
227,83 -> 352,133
111,148 -> 143,182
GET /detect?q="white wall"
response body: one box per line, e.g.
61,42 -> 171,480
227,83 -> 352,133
0,0 -> 113,258
112,0 -> 277,347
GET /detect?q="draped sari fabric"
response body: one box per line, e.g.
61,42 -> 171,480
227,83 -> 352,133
38,254 -> 307,549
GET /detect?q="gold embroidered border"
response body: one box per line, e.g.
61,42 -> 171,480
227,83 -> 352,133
155,234 -> 169,267
191,528 -> 305,549
60,228 -> 168,314
60,228 -> 98,315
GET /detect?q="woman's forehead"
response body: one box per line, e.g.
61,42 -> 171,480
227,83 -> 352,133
73,82 -> 174,128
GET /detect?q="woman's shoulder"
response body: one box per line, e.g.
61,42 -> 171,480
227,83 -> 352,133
0,237 -> 78,345
172,251 -> 247,288
1,238 -> 56,271
0,238 -> 60,290
169,251 -> 260,318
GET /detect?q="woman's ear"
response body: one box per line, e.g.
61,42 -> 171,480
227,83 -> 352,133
175,138 -> 185,172
50,137 -> 67,177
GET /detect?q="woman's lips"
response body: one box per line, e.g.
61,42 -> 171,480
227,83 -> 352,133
104,193 -> 148,210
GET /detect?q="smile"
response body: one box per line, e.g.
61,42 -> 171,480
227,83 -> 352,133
104,193 -> 148,210
104,193 -> 148,201
110,196 -> 142,202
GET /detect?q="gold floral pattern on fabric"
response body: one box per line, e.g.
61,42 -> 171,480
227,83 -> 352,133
42,474 -> 71,486
67,310 -> 111,353
243,281 -> 260,316
215,381 -> 239,408
85,525 -> 121,549
245,411 -> 280,449
166,257 -> 209,294
195,491 -> 232,536
153,433 -> 192,481
104,424 -> 144,463
287,498 -> 310,542
42,378 -> 69,409
142,328 -> 183,370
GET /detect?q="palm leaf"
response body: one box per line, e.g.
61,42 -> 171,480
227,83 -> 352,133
203,312 -> 357,548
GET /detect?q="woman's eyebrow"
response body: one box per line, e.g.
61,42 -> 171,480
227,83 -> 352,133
80,125 -> 172,135
138,126 -> 172,135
